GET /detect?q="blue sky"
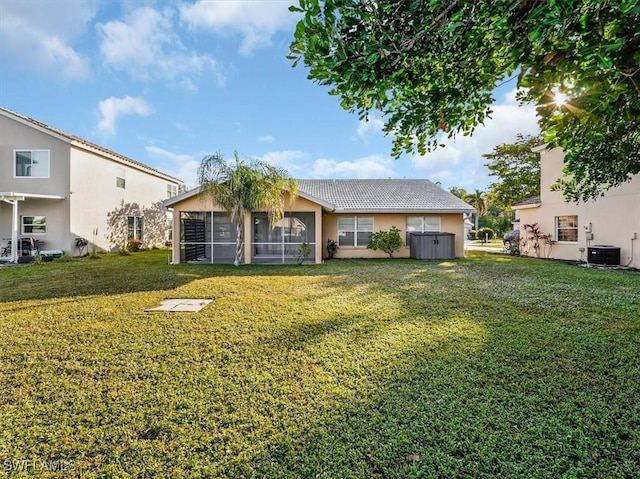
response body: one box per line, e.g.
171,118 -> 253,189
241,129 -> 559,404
0,0 -> 540,190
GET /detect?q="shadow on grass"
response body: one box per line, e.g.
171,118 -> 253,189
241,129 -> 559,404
1,250 -> 638,477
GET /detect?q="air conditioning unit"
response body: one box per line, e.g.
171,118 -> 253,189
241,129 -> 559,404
587,245 -> 620,266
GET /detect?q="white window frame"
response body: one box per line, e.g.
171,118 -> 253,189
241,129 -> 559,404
167,184 -> 178,198
555,215 -> 578,243
337,216 -> 374,247
406,216 -> 441,244
21,216 -> 46,235
14,150 -> 50,178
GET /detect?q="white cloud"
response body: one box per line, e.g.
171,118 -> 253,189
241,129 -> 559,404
256,150 -> 307,175
98,7 -> 220,88
411,89 -> 540,189
97,96 -> 153,136
311,155 -> 396,179
258,135 -> 276,143
145,145 -> 199,187
356,115 -> 385,141
179,0 -> 296,56
0,0 -> 95,80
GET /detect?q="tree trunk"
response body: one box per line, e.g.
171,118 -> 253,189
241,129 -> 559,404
234,221 -> 243,266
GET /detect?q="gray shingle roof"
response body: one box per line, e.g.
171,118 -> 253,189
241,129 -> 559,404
297,179 -> 475,213
512,195 -> 542,208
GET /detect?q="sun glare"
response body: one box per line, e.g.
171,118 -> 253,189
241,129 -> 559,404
552,87 -> 568,107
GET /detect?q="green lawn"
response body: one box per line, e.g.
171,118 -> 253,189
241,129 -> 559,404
0,250 -> 639,478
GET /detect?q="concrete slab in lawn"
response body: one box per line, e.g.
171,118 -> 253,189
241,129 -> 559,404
145,299 -> 213,312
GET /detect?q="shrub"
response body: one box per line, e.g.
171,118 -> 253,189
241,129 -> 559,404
367,226 -> 403,257
127,239 -> 143,252
326,239 -> 337,259
295,242 -> 311,265
475,227 -> 495,241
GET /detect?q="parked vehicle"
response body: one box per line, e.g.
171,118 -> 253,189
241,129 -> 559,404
503,229 -> 520,254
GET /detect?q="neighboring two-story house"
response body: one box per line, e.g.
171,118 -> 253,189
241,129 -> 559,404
0,107 -> 182,262
513,146 -> 640,269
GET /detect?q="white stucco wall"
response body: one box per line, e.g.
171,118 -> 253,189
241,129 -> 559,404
517,147 -> 640,269
70,145 -> 181,252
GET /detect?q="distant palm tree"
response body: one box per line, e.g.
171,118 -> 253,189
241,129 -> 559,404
465,189 -> 487,230
198,152 -> 298,266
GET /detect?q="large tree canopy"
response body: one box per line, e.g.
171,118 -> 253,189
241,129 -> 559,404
484,134 -> 543,211
289,0 -> 640,201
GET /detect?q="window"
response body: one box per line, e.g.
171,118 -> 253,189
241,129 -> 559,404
116,177 -> 126,188
128,216 -> 143,241
22,216 -> 46,235
167,184 -> 178,198
15,150 -> 50,177
405,216 -> 441,243
556,215 -> 578,242
338,216 -> 373,247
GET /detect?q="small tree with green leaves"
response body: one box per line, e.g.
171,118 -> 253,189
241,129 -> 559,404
367,226 -> 403,258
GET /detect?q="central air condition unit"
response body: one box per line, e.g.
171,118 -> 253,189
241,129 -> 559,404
587,245 -> 620,265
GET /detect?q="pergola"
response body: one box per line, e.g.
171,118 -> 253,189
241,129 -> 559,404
0,192 -> 65,263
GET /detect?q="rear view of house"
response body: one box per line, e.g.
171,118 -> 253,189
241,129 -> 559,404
164,179 -> 474,264
0,107 -> 182,262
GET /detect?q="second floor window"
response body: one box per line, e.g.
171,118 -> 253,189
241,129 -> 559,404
15,150 -> 50,178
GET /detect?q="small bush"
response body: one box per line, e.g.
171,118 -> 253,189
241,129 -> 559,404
367,226 -> 403,257
475,227 -> 495,241
295,242 -> 311,265
127,239 -> 143,252
326,239 -> 337,259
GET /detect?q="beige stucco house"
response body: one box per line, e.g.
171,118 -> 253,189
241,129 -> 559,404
164,179 -> 475,265
0,107 -> 182,262
514,146 -> 640,269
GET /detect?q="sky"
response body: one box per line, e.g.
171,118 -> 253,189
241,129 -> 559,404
0,0 -> 540,191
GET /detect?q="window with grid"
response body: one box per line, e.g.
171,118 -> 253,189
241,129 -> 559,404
127,216 -> 143,241
556,215 -> 578,242
338,216 -> 373,247
405,216 -> 441,244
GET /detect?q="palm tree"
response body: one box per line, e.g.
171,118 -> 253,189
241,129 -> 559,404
198,152 -> 298,266
465,189 -> 487,230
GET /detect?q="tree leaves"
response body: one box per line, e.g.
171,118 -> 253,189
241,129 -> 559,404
289,0 -> 640,201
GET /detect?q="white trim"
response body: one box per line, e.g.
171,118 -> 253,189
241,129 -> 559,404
0,192 -> 65,200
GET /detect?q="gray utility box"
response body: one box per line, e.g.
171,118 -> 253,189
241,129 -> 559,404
409,232 -> 455,260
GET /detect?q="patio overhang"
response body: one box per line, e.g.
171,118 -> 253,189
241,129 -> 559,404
0,192 -> 65,263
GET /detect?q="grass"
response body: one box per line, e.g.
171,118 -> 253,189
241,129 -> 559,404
0,250 -> 639,478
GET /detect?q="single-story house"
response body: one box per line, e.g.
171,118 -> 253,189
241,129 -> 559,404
164,179 -> 475,264
0,106 -> 183,262
513,146 -> 640,269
